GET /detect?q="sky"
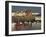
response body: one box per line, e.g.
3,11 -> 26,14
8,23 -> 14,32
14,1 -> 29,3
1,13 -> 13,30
12,6 -> 41,14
